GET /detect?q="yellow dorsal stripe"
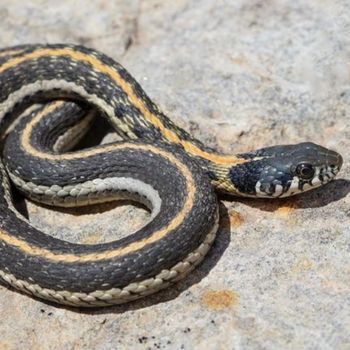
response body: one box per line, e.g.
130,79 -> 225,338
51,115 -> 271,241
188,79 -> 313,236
0,47 -> 244,165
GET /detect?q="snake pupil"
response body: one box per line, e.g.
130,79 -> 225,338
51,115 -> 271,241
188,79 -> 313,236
295,163 -> 315,179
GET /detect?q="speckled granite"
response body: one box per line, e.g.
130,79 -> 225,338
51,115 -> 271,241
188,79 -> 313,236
0,1 -> 349,349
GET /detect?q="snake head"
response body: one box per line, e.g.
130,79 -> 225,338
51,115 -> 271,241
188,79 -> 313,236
229,142 -> 343,198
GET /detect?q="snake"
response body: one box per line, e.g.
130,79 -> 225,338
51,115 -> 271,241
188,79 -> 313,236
0,44 -> 343,307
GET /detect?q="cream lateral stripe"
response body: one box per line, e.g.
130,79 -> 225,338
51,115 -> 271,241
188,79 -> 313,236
0,47 -> 244,165
1,122 -> 197,263
0,169 -> 194,262
21,101 -> 131,161
3,79 -> 133,143
0,48 -> 25,58
0,213 -> 219,306
53,108 -> 96,152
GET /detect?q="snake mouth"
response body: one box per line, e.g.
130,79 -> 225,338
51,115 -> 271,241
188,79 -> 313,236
315,150 -> 343,184
317,164 -> 341,184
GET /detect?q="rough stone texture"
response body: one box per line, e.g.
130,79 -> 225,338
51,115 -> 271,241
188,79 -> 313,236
0,1 -> 349,349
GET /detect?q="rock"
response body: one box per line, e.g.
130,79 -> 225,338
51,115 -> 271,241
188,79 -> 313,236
0,1 -> 349,349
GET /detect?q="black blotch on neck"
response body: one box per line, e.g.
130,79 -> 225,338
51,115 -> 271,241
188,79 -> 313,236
229,162 -> 264,195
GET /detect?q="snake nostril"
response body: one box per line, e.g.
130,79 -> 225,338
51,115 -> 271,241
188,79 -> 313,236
327,151 -> 343,170
337,154 -> 343,169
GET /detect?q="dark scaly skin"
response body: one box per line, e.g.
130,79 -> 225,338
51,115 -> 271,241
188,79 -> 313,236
0,44 -> 343,307
0,44 -> 343,197
1,103 -> 219,299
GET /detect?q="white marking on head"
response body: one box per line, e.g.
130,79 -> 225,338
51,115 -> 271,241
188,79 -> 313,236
272,184 -> 283,197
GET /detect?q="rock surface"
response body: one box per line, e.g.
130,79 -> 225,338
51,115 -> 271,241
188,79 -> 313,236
0,1 -> 349,349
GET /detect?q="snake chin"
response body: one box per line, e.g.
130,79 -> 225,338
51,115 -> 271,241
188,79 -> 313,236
230,142 -> 343,198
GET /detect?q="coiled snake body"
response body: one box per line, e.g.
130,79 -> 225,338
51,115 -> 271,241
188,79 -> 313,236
0,44 -> 343,306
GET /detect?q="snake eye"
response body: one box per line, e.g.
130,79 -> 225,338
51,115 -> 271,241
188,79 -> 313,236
295,163 -> 315,180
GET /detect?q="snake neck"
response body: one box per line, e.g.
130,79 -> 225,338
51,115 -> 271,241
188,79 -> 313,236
118,108 -> 245,194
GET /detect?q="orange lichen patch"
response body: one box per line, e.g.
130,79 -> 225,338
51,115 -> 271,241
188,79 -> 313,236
321,278 -> 349,293
28,205 -> 40,215
0,341 -> 11,350
292,257 -> 314,273
228,209 -> 244,228
229,54 -> 272,82
201,290 -> 239,311
275,201 -> 299,216
80,232 -> 104,245
230,54 -> 248,66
